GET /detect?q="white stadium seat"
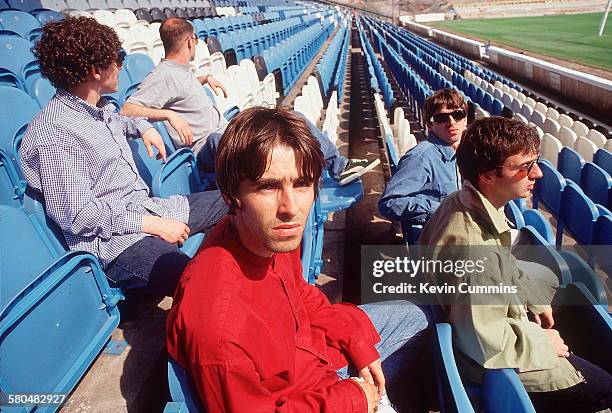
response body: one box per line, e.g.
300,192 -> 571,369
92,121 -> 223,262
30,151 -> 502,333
540,133 -> 562,167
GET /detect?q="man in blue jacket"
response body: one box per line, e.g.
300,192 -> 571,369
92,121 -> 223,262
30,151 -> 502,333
379,89 -> 467,242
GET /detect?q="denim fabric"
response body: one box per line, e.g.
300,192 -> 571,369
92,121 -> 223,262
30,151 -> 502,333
105,190 -> 228,296
337,301 -> 435,412
528,354 -> 612,412
196,116 -> 347,178
379,132 -> 460,226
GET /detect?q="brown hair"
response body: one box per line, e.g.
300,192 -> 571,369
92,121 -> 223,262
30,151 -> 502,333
456,116 -> 540,188
159,17 -> 193,54
216,107 -> 325,214
33,17 -> 121,90
424,88 -> 467,126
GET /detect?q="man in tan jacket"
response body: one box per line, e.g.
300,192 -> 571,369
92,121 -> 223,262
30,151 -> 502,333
419,117 -> 611,412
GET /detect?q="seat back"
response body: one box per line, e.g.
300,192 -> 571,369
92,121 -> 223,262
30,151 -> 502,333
574,136 -> 598,162
539,133 -> 562,167
27,76 -> 56,108
558,181 -> 599,246
433,323 -> 476,413
0,86 -> 39,162
0,205 -> 121,405
533,159 -> 566,217
482,369 -> 536,413
594,149 -> 612,176
557,146 -> 584,184
0,148 -> 23,208
124,52 -> 155,84
0,10 -> 41,41
0,35 -> 37,88
580,162 -> 612,208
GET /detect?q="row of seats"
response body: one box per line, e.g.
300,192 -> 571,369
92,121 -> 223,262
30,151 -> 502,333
0,0 -> 267,12
1,3 -> 348,407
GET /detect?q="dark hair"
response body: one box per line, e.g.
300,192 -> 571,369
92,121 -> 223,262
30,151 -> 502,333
33,17 -> 121,89
216,107 -> 325,214
159,17 -> 193,54
456,116 -> 540,188
424,88 -> 467,126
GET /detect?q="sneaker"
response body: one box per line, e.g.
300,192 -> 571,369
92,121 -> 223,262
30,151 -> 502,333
338,158 -> 381,185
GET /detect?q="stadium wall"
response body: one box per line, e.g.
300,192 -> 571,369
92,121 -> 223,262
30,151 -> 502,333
488,46 -> 612,116
431,29 -> 485,60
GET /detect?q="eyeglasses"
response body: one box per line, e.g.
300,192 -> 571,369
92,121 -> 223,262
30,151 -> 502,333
497,155 -> 541,175
430,109 -> 466,124
115,49 -> 126,67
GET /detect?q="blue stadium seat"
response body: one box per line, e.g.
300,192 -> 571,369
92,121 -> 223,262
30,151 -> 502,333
594,149 -> 612,176
481,369 -> 536,413
0,86 -> 40,177
532,159 -> 566,218
319,171 -> 363,215
127,140 -> 207,257
27,76 -> 55,108
593,214 -> 612,278
0,205 -> 121,411
558,250 -> 608,306
164,357 -> 203,413
556,181 -> 610,252
553,282 -> 612,374
0,10 -> 42,42
522,208 -> 554,245
124,52 -> 155,84
31,9 -> 64,25
433,323 -> 475,413
0,148 -> 23,207
581,162 -> 611,209
557,147 -> 584,185
0,35 -> 40,90
505,199 -> 525,228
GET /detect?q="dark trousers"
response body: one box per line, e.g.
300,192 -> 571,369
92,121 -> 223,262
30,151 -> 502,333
528,354 -> 612,413
105,191 -> 228,296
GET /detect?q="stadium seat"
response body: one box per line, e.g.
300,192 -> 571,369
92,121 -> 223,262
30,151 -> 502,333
0,204 -> 122,412
164,357 -> 203,413
433,323 -> 476,413
557,146 -> 584,184
556,180 -> 609,248
27,76 -> 56,108
574,136 -> 598,162
0,148 -> 23,207
539,133 -> 562,168
557,114 -> 573,128
31,9 -> 63,26
558,125 -> 577,148
533,159 -> 566,218
594,149 -> 612,176
559,250 -> 608,306
0,35 -> 40,91
542,118 -> 560,136
39,0 -> 68,11
93,10 -> 118,28
572,120 -> 589,137
0,11 -> 42,43
124,52 -> 155,84
581,162 -> 612,208
586,129 -> 606,148
0,86 -> 40,177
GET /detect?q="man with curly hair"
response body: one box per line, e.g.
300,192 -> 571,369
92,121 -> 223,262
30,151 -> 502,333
20,17 -> 228,296
121,17 -> 380,185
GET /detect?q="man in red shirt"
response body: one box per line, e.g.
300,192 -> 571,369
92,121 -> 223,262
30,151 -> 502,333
167,107 -> 431,412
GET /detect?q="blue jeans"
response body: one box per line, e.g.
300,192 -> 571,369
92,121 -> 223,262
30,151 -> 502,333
196,117 -> 348,179
337,301 -> 435,413
105,191 -> 228,296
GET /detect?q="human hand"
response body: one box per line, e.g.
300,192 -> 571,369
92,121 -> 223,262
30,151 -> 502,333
200,74 -> 228,98
544,329 -> 570,357
359,358 -> 386,398
142,216 -> 190,245
141,127 -> 167,162
532,305 -> 554,329
352,378 -> 380,413
166,111 -> 194,146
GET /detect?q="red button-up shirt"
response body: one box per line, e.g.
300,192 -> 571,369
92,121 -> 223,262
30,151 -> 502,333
167,216 -> 381,412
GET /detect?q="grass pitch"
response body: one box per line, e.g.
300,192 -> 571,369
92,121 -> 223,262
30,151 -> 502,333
431,13 -> 612,71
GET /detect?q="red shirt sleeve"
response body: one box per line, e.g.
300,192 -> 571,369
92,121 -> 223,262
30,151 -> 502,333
290,250 -> 381,370
181,343 -> 369,413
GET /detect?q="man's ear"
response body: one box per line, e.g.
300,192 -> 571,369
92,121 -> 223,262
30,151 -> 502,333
90,65 -> 102,81
479,169 -> 497,186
